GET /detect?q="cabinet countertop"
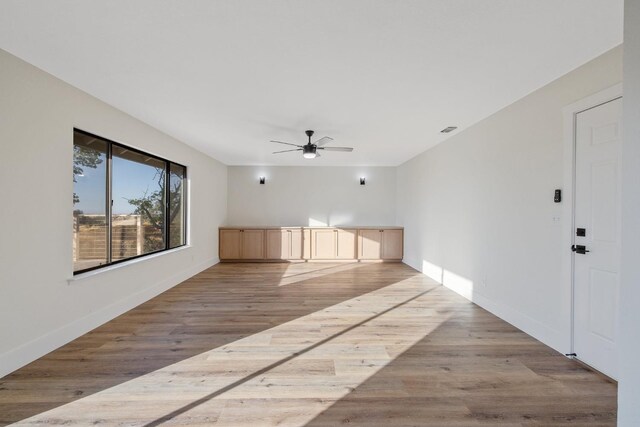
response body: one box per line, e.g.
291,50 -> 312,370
219,226 -> 404,230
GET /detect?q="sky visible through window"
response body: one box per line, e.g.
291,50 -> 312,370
74,158 -> 161,215
74,155 -> 105,214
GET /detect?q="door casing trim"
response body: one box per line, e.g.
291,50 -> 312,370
561,83 -> 623,357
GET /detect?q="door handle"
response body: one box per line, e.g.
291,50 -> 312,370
571,244 -> 590,254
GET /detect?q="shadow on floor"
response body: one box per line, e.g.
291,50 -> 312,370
303,314 -> 617,426
144,283 -> 436,426
0,262 -> 420,425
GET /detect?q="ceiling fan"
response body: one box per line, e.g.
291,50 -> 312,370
269,130 -> 354,159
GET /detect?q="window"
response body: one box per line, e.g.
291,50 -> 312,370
111,146 -> 167,260
73,129 -> 187,274
169,163 -> 187,248
73,132 -> 109,271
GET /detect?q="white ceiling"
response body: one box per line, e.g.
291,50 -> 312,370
0,1 -> 623,166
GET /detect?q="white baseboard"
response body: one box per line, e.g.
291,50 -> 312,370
468,288 -> 568,354
0,257 -> 218,378
404,260 -> 568,355
402,256 -> 422,273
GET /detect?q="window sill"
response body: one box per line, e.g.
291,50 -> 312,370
68,245 -> 191,284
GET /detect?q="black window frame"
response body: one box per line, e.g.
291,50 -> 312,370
73,128 -> 188,275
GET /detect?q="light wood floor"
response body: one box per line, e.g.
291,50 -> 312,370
0,262 -> 616,426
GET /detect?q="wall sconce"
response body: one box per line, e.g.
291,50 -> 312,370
360,177 -> 366,185
259,177 -> 266,185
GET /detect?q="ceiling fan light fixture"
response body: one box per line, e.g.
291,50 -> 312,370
302,144 -> 317,159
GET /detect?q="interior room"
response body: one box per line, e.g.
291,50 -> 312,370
1,1 -> 639,425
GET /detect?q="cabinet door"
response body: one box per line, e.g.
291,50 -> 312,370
289,229 -> 304,260
358,229 -> 382,259
266,229 -> 288,260
241,229 -> 265,259
336,229 -> 357,259
312,229 -> 336,259
219,229 -> 241,260
381,229 -> 403,260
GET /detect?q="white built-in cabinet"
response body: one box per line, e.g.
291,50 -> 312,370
219,227 -> 402,261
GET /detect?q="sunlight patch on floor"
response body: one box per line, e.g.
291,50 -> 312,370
276,262 -> 368,286
15,275 -> 450,426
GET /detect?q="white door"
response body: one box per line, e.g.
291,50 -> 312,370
573,97 -> 622,379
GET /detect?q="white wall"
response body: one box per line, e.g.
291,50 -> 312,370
396,46 -> 622,353
227,166 -> 397,226
619,2 -> 640,424
0,49 -> 227,377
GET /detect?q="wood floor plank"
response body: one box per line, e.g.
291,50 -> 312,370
0,262 -> 616,426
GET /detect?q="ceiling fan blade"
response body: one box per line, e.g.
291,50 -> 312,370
273,148 -> 303,154
318,146 -> 353,152
269,140 -> 302,148
313,136 -> 334,147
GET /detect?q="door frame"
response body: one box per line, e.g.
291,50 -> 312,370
561,83 -> 623,358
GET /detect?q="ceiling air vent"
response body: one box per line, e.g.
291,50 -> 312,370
440,126 -> 458,133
